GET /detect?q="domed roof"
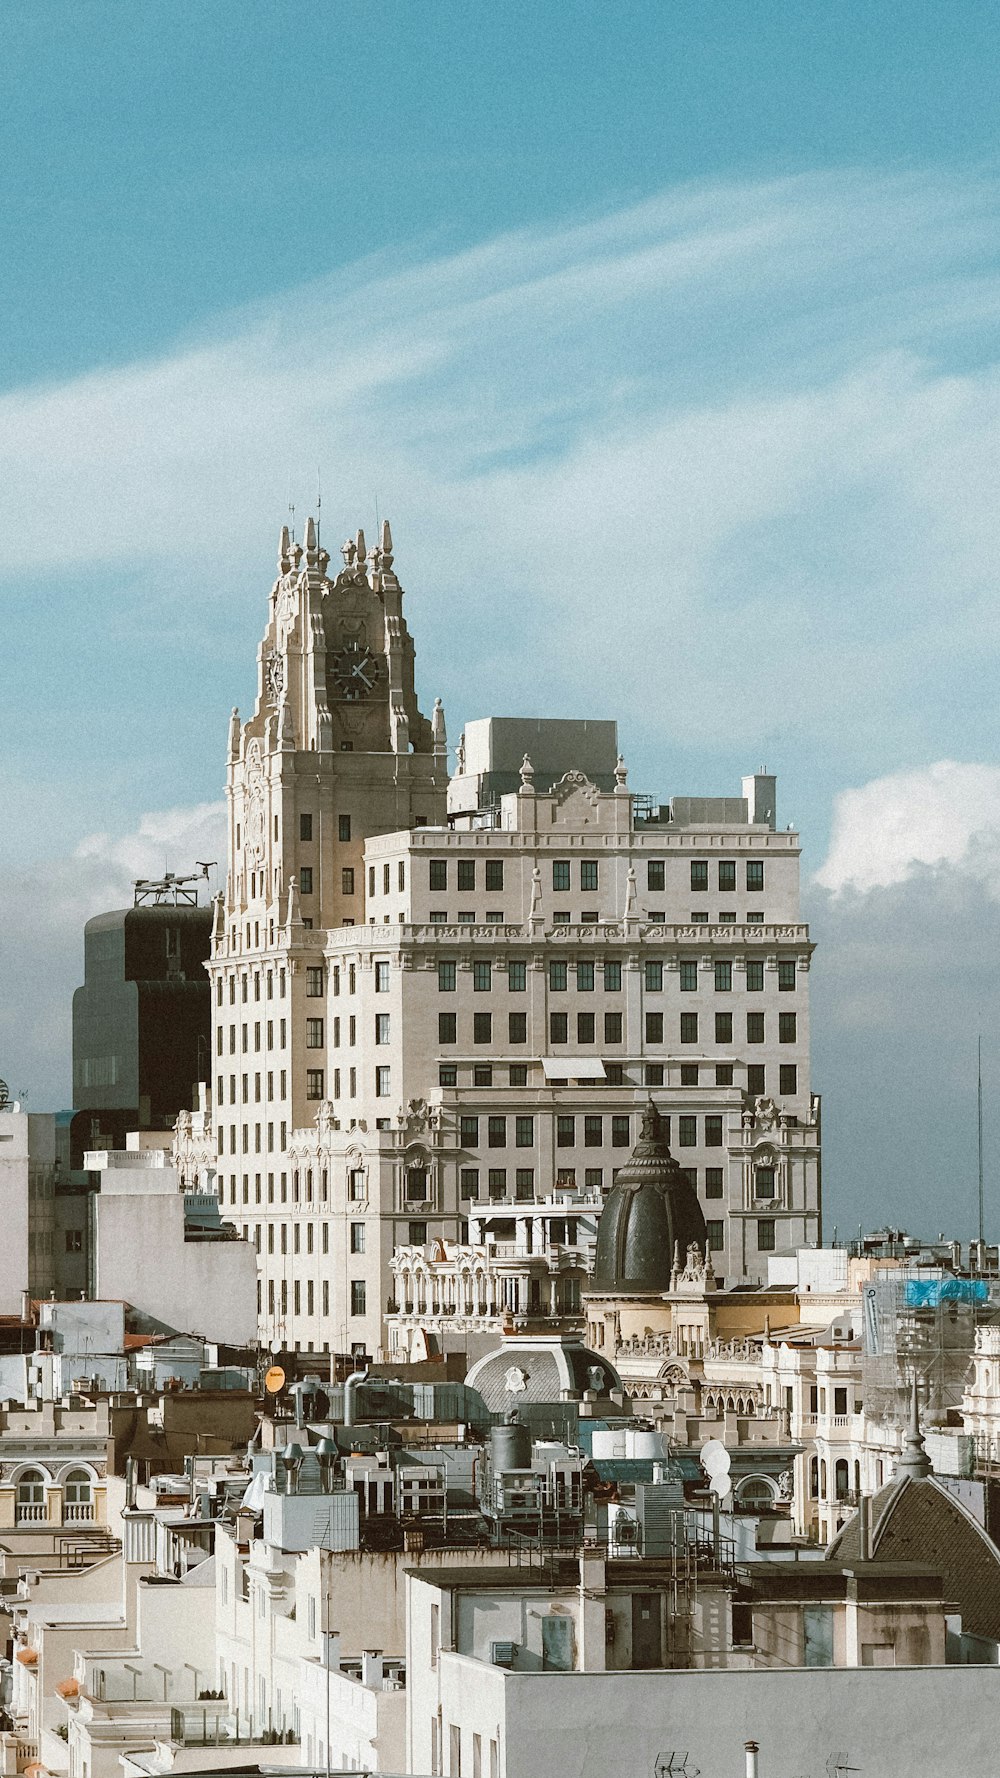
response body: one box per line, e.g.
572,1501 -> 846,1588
465,1334 -> 627,1414
591,1102 -> 708,1295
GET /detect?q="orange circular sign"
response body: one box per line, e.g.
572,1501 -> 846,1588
264,1365 -> 286,1394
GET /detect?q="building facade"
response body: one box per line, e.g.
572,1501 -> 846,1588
206,519 -> 820,1361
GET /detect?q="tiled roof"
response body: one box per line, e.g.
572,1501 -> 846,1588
829,1477 -> 1000,1642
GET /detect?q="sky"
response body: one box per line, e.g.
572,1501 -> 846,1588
2,0 -> 1000,1238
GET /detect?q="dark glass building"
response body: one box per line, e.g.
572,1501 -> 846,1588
71,904 -> 212,1165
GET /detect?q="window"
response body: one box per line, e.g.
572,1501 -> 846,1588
679,1063 -> 697,1086
779,1012 -> 797,1043
509,1063 -> 528,1086
549,960 -> 568,991
439,1064 -> 457,1086
552,912 -> 570,925
438,961 -> 457,992
375,1065 -> 391,1096
370,961 -> 389,995
458,859 -> 475,892
552,861 -> 570,891
714,960 -> 732,992
474,1012 -> 492,1043
299,813 -> 313,842
382,862 -> 391,896
716,1063 -> 734,1086
706,1219 -> 724,1251
460,1115 -> 479,1145
715,1011 -> 733,1043
306,1069 -> 324,1099
350,1280 -> 366,1316
746,860 -> 764,891
584,1115 -> 602,1147
747,1012 -> 765,1044
350,1222 -> 365,1253
581,860 -> 598,891
406,1168 -> 428,1199
473,961 -> 492,991
647,1063 -> 665,1086
438,1011 -> 457,1044
718,912 -> 736,925
747,1064 -> 766,1095
678,1115 -> 697,1147
375,1013 -> 390,1044
369,864 -> 377,898
508,960 -> 526,992
680,1012 -> 698,1044
604,1011 -> 623,1043
488,1168 -> 506,1200
577,1011 -> 596,1043
757,1219 -> 776,1252
746,960 -> 764,992
460,1168 -> 479,1199
488,1116 -> 506,1148
65,1229 -> 83,1253
338,814 -> 351,842
645,1012 -> 663,1043
341,867 -> 355,894
747,912 -> 764,925
299,866 -> 313,894
515,1168 -> 534,1200
644,960 -> 663,991
691,911 -> 709,923
611,1115 -> 630,1147
508,1012 -> 527,1043
550,1012 -> 568,1044
306,1018 -> 324,1049
604,961 -> 622,992
556,1116 -> 575,1147
731,1602 -> 754,1648
719,860 -> 736,892
834,1387 -> 848,1416
408,1220 -> 427,1245
429,859 -> 447,891
486,860 -> 504,891
648,860 -> 665,891
430,910 -> 447,923
705,1166 -> 724,1199
778,960 -> 796,990
705,1115 -> 723,1147
679,960 -> 698,991
306,966 -> 324,996
691,860 -> 708,891
780,1064 -> 798,1095
576,961 -> 595,992
515,1115 -> 534,1147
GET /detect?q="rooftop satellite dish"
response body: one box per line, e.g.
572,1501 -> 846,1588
700,1437 -> 733,1500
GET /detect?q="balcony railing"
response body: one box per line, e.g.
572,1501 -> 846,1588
65,1502 -> 95,1523
15,1504 -> 47,1525
169,1706 -> 299,1749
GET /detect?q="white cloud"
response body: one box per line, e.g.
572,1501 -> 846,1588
814,761 -> 1000,894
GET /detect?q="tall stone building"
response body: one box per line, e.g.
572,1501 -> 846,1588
208,519 -> 820,1363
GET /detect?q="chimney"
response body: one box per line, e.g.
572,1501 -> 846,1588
361,1649 -> 383,1689
745,1742 -> 760,1778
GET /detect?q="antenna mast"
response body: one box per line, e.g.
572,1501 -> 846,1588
979,1033 -> 985,1245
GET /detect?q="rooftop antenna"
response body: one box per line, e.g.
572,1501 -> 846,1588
978,1033 -> 985,1245
316,468 -> 322,550
287,470 -> 296,545
375,492 -> 380,539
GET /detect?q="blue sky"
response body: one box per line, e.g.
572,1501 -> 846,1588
3,1 -> 1000,1236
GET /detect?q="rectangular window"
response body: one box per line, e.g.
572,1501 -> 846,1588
747,1012 -> 765,1044
306,1069 -> 324,1099
439,1063 -> 457,1085
368,863 -> 376,898
644,961 -> 663,991
714,960 -> 732,992
485,859 -> 504,891
706,1219 -> 724,1252
488,1169 -> 506,1201
408,1220 -> 427,1245
680,1012 -> 698,1044
780,1064 -> 798,1095
747,1063 -> 766,1095
457,859 -> 476,892
645,1011 -> 663,1043
515,1168 -> 533,1200
549,960 -> 568,991
611,1115 -> 630,1147
577,1011 -> 596,1043
604,1011 -> 623,1043
341,867 -> 355,895
716,1063 -> 734,1086
429,859 -> 447,891
350,1280 -> 366,1316
371,961 -> 388,994
306,966 -> 324,996
515,1115 -> 534,1147
715,1012 -> 732,1044
474,1064 -> 493,1087
779,1012 -> 797,1043
382,862 -> 390,896
350,1222 -> 365,1253
647,860 -> 665,891
552,860 -> 570,891
746,859 -> 764,891
488,1116 -> 506,1148
755,1165 -> 776,1198
438,961 -> 457,992
299,866 -> 313,894
460,1168 -> 479,1199
550,1011 -> 568,1044
474,1012 -> 492,1044
556,1115 -> 575,1147
338,814 -> 351,842
508,1011 -> 527,1043
757,1219 -> 776,1252
678,1115 -> 697,1147
306,1017 -> 324,1048
473,961 -> 492,991
580,860 -> 598,892
719,860 -> 736,892
691,860 -> 709,891
299,812 -> 313,842
604,961 -> 622,992
508,960 -> 526,992
460,1115 -> 479,1145
647,1063 -> 665,1086
584,1115 -> 602,1148
679,960 -> 698,992
509,1063 -> 528,1086
705,1166 -> 724,1199
375,1065 -> 391,1096
576,960 -> 595,992
375,1012 -> 390,1045
778,960 -> 796,990
705,1115 -> 723,1147
746,960 -> 764,992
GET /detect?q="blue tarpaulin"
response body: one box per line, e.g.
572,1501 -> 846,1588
903,1278 -> 989,1307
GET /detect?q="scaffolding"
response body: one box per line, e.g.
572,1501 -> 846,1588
861,1267 -> 1000,1425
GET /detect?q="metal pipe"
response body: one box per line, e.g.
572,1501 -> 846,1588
343,1368 -> 369,1428
745,1740 -> 760,1778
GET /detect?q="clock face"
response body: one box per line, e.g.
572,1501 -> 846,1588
331,641 -> 380,701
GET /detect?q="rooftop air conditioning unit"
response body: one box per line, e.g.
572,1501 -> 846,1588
490,1641 -> 517,1668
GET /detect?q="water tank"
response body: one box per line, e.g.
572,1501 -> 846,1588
492,1421 -> 531,1471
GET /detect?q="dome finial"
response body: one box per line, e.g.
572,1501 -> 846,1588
895,1378 -> 931,1479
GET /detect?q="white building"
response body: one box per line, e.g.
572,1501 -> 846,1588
204,518 -> 820,1361
0,1100 -> 57,1311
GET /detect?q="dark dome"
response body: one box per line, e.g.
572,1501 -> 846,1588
591,1103 -> 708,1294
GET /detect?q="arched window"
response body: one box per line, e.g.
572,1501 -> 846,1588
64,1469 -> 92,1511
16,1468 -> 46,1523
835,1459 -> 850,1501
810,1456 -> 819,1499
820,1460 -> 828,1497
